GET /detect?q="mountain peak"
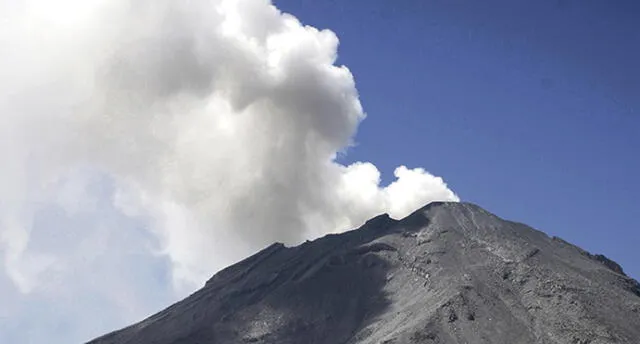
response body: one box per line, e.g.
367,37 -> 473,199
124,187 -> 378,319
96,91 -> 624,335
88,202 -> 640,344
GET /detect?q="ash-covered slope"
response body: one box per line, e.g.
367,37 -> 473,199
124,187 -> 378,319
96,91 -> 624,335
88,202 -> 640,344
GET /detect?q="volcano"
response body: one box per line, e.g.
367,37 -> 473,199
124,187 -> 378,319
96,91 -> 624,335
87,202 -> 640,344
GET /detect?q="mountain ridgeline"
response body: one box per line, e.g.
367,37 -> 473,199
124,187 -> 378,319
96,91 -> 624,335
88,202 -> 640,344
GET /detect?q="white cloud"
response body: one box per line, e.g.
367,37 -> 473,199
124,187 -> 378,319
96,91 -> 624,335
0,0 -> 458,342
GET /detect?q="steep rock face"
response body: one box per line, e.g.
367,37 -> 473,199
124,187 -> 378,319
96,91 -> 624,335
88,202 -> 640,344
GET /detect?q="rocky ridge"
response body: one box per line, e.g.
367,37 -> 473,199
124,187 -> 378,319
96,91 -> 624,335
88,202 -> 640,344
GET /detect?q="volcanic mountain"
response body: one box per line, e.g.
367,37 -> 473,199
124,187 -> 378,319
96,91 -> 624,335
87,202 -> 640,344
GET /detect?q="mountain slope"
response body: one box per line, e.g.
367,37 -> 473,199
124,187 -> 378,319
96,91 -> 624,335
88,202 -> 640,344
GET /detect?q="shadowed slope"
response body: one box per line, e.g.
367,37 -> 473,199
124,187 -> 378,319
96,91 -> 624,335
88,202 -> 640,344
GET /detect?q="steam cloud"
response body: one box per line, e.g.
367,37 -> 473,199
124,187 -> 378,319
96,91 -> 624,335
0,0 -> 457,341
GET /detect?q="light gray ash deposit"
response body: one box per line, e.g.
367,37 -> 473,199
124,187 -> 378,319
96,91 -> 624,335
88,202 -> 640,344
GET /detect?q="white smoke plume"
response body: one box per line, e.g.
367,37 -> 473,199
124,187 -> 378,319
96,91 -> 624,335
0,0 -> 458,341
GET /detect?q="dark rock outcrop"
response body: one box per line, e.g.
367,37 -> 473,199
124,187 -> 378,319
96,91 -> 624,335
88,202 -> 640,344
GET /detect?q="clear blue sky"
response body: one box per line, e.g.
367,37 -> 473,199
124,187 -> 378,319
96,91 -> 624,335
275,0 -> 640,279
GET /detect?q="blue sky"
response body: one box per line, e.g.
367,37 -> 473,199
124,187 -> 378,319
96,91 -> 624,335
276,0 -> 640,279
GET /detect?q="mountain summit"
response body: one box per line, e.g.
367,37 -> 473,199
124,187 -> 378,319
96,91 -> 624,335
88,202 -> 640,344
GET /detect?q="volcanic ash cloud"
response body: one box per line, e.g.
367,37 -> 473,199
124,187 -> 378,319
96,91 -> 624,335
0,0 -> 459,292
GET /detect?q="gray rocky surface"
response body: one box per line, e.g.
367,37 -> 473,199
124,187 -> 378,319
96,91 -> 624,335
87,202 -> 640,344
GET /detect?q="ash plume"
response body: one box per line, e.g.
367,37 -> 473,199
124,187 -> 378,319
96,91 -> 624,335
0,0 -> 458,323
